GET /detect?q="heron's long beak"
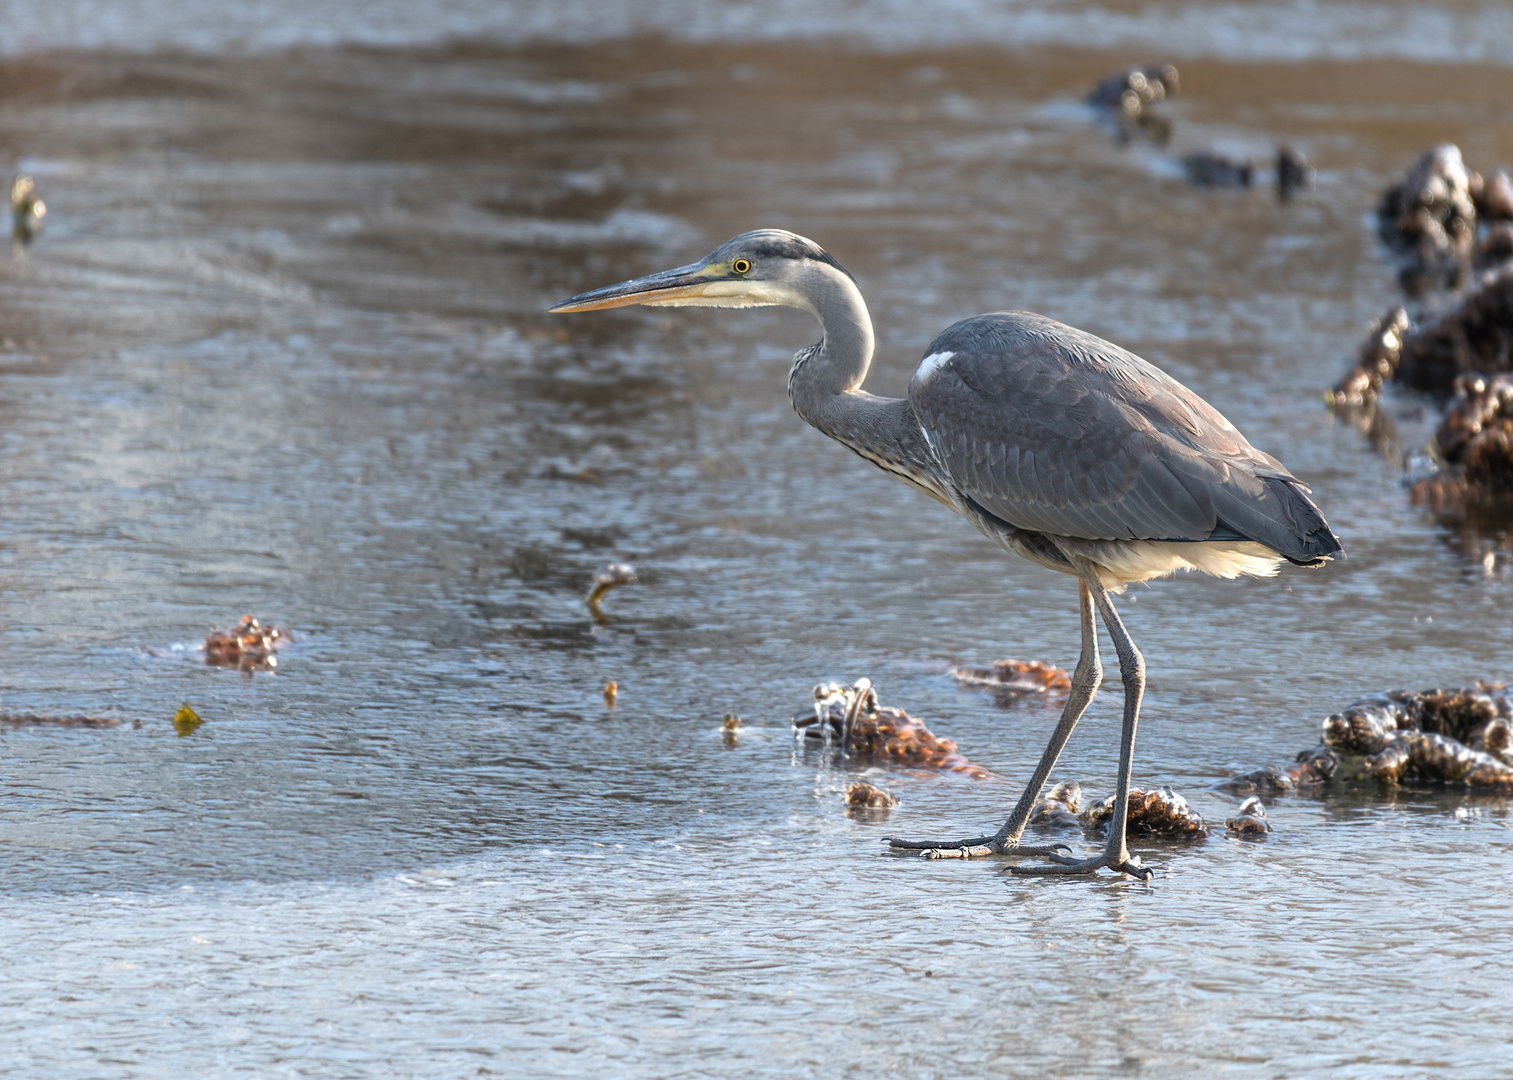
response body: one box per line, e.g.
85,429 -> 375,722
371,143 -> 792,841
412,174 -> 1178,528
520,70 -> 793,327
549,262 -> 714,313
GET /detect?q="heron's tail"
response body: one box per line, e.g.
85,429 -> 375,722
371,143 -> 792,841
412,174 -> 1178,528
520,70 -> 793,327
1208,476 -> 1343,567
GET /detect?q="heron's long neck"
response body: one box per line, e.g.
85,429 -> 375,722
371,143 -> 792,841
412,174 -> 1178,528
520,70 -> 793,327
785,264 -> 945,501
786,264 -> 879,431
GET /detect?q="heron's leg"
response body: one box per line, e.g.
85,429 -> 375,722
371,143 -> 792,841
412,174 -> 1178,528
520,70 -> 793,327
884,579 -> 1101,859
1009,578 -> 1153,881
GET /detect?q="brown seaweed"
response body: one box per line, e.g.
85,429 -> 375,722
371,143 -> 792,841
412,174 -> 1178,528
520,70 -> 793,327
949,658 -> 1071,694
0,713 -> 123,728
845,781 -> 898,808
203,615 -> 285,671
797,680 -> 991,778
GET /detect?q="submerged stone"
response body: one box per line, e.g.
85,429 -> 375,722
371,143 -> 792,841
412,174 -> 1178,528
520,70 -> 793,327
1225,796 -> 1271,838
1277,145 -> 1315,203
1183,151 -> 1254,188
1026,779 -> 1082,829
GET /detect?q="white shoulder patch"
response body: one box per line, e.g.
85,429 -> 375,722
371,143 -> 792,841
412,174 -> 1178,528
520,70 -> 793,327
914,351 -> 954,385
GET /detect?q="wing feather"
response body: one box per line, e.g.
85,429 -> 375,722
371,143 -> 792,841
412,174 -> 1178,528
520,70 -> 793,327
907,312 -> 1340,561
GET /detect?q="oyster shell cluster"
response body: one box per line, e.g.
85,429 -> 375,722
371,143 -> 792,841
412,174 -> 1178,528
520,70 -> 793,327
1376,144 -> 1513,291
797,680 -> 991,778
1225,685 -> 1513,795
1027,779 -> 1210,840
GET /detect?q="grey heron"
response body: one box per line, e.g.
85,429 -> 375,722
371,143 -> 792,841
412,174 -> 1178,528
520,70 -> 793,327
551,229 -> 1341,879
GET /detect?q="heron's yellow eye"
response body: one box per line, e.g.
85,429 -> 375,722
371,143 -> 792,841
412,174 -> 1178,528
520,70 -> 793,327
732,258 -> 751,275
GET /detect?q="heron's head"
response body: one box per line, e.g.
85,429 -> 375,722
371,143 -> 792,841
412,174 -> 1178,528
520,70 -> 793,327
549,229 -> 856,315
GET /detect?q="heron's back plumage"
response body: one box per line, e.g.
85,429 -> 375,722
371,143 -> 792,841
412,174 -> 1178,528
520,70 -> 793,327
907,313 -> 1342,572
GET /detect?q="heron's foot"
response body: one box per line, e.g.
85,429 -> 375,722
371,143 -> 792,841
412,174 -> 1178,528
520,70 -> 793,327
883,835 -> 1073,860
1007,847 -> 1154,881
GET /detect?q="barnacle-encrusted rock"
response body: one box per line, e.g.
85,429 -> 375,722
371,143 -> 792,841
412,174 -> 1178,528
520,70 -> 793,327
1479,221 -> 1513,269
1476,716 -> 1511,756
798,680 -> 991,778
1398,266 -> 1513,393
1323,687 -> 1513,755
1320,685 -> 1513,789
1079,787 -> 1209,840
1225,796 -> 1272,837
1378,144 -> 1477,274
1332,266 -> 1513,411
1086,64 -> 1178,145
1365,731 -> 1513,788
950,658 -> 1071,693
1328,308 -> 1411,408
1410,373 -> 1513,507
1086,64 -> 1179,111
1470,169 -> 1513,225
1322,694 -> 1407,754
1216,764 -> 1293,796
1027,779 -> 1083,829
1367,146 -> 1513,294
1217,745 -> 1339,795
1226,686 -> 1513,798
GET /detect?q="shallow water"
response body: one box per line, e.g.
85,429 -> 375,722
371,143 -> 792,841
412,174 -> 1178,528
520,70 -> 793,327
2,6 -> 1513,1077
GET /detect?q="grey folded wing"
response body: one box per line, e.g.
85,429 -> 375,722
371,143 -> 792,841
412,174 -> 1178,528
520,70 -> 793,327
907,313 -> 1340,563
